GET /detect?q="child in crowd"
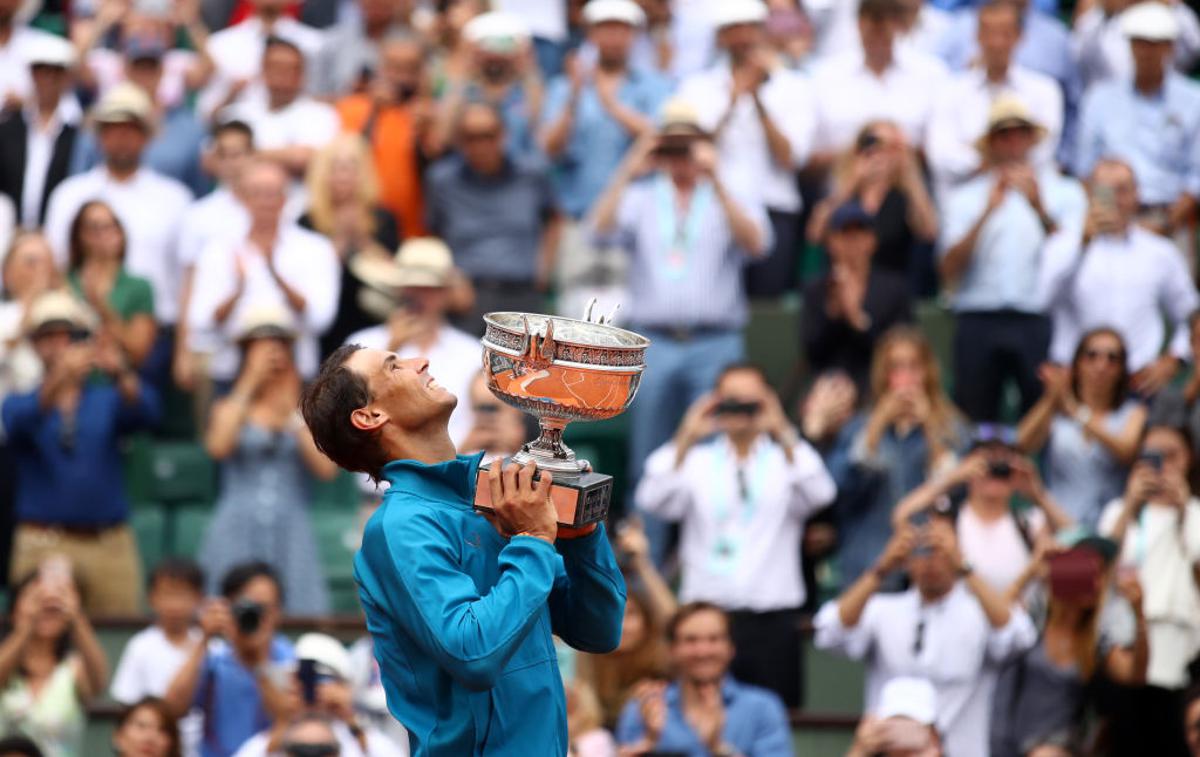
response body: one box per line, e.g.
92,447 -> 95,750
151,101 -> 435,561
110,558 -> 206,753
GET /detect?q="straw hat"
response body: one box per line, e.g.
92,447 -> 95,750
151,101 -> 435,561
234,303 -> 298,343
92,82 -> 155,130
25,290 -> 97,337
349,237 -> 455,290
974,95 -> 1047,152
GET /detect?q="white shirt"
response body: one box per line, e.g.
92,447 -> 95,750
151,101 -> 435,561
677,64 -> 815,212
1040,225 -> 1199,371
815,584 -> 1036,757
1099,498 -> 1200,688
110,626 -> 204,756
957,505 -> 1045,596
232,720 -> 407,757
811,49 -> 950,154
86,48 -> 199,110
635,434 -> 836,611
187,223 -> 341,380
344,322 -> 482,446
222,96 -> 340,154
492,0 -> 567,42
178,188 -> 249,271
807,1 -> 951,63
20,100 -> 78,228
44,166 -> 193,322
926,65 -> 1064,192
198,16 -> 326,119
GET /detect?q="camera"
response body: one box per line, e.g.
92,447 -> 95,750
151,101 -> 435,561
986,459 -> 1012,479
712,399 -> 762,417
232,599 -> 264,635
1139,449 -> 1164,472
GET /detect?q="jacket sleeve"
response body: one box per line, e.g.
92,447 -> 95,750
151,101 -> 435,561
549,524 -> 627,654
362,508 -> 560,690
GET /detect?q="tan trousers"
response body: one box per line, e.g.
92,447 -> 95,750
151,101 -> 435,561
10,523 -> 144,617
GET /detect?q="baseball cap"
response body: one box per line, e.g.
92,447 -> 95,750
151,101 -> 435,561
1057,528 -> 1120,565
294,633 -> 351,681
23,34 -> 75,68
1121,2 -> 1179,41
829,201 -> 874,232
876,676 -> 937,725
711,0 -> 769,28
123,34 -> 168,62
463,11 -> 530,54
582,0 -> 645,27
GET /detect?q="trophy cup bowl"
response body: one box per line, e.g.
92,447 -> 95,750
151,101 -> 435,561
473,309 -> 650,527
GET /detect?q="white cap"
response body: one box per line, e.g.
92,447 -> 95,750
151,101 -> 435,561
583,0 -> 646,27
711,0 -> 769,29
23,34 -> 75,68
294,633 -> 352,680
463,11 -> 531,51
1121,2 -> 1179,41
875,676 -> 937,725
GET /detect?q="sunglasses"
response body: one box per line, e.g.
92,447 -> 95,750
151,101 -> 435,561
461,129 -> 501,143
283,744 -> 339,757
1083,348 -> 1123,365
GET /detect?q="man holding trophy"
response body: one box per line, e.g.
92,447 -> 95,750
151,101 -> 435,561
300,302 -> 643,753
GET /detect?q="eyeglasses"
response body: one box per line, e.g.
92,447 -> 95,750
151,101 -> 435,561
283,743 -> 340,757
461,129 -> 501,143
1083,348 -> 1123,365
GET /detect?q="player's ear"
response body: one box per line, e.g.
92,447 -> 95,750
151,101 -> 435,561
351,407 -> 387,432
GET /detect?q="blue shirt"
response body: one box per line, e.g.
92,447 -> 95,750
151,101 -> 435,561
930,0 -> 1056,12
354,453 -> 625,757
1,382 -> 160,526
542,68 -> 672,218
425,155 -> 558,282
70,105 -> 209,196
1074,74 -> 1200,205
614,676 -> 793,757
193,636 -> 295,757
938,168 -> 1086,313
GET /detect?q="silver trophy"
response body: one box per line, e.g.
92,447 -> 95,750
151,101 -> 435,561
474,302 -> 649,526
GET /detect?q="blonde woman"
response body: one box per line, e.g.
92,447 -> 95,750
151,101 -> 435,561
300,134 -> 401,354
812,326 -> 967,588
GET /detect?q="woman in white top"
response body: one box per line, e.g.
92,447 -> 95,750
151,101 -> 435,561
0,233 -> 58,406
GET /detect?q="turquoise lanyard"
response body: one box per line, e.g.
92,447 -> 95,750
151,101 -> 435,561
654,174 -> 713,282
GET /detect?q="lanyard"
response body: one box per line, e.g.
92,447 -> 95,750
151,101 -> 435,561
655,174 -> 712,282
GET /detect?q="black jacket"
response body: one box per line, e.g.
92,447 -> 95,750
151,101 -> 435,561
0,108 -> 78,227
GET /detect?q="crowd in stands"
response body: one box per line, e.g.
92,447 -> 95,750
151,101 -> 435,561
4,0 -> 1200,753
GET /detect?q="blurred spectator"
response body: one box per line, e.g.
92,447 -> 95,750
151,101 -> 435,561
801,202 -> 914,395
937,0 -> 1079,127
268,715 -> 340,757
0,34 -> 79,229
635,363 -> 835,707
493,0 -> 569,77
315,0 -> 408,96
814,519 -> 1037,757
1188,685 -> 1200,757
0,734 -> 43,757
65,200 -> 157,368
0,564 -> 109,756
174,119 -> 255,393
232,633 -> 406,757
187,159 -> 340,383
938,96 -> 1086,423
1074,3 -> 1200,243
893,431 -> 1073,594
625,0 -> 676,76
1153,312 -> 1200,459
1041,159 -> 1198,393
2,290 -> 159,615
336,33 -> 432,241
1018,329 -> 1147,528
197,0 -> 325,120
431,11 -> 543,159
0,0 -> 73,106
221,37 -> 339,182
1073,0 -> 1200,90
590,102 -> 769,512
816,327 -> 966,588
1099,423 -> 1200,755
846,676 -> 943,757
71,32 -> 208,195
424,0 -> 487,97
457,371 -> 528,463
164,562 -> 295,757
810,0 -> 948,168
990,535 -> 1148,757
677,0 -> 814,297
0,233 -> 56,403
760,0 -> 812,68
615,602 -> 792,757
806,120 -> 938,286
577,542 -> 673,725
112,696 -> 181,757
426,102 -> 559,332
299,134 -> 400,356
565,679 -> 615,757
346,636 -> 410,754
199,307 -> 337,615
541,0 -> 668,312
43,82 -> 192,379
110,560 -> 204,753
926,0 -> 1063,191
345,238 -> 479,447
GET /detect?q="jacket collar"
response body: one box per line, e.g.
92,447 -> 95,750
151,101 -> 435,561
381,451 -> 484,509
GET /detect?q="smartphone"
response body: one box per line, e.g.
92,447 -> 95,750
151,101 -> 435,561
1139,450 -> 1164,472
297,659 -> 318,705
987,459 -> 1012,479
39,555 -> 72,593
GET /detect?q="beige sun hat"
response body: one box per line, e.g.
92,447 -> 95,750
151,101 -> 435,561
25,289 -> 97,337
350,237 -> 455,290
974,94 -> 1047,152
234,303 -> 298,343
92,82 -> 155,129
657,97 -> 708,139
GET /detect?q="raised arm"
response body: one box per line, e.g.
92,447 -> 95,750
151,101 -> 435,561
549,524 -> 627,654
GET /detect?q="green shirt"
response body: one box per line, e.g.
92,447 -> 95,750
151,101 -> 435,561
68,269 -> 155,322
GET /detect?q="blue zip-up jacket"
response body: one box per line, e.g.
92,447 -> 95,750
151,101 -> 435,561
354,452 -> 627,756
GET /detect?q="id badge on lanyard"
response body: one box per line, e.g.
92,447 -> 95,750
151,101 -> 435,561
656,176 -> 711,283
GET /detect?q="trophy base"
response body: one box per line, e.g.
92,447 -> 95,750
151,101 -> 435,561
474,460 -> 612,527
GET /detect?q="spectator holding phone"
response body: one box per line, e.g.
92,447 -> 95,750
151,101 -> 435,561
990,535 -> 1148,757
164,562 -> 295,757
814,517 -> 1036,757
1017,328 -> 1146,529
0,561 -> 109,757
1098,423 -> 1200,755
635,363 -> 834,708
232,633 -> 405,757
